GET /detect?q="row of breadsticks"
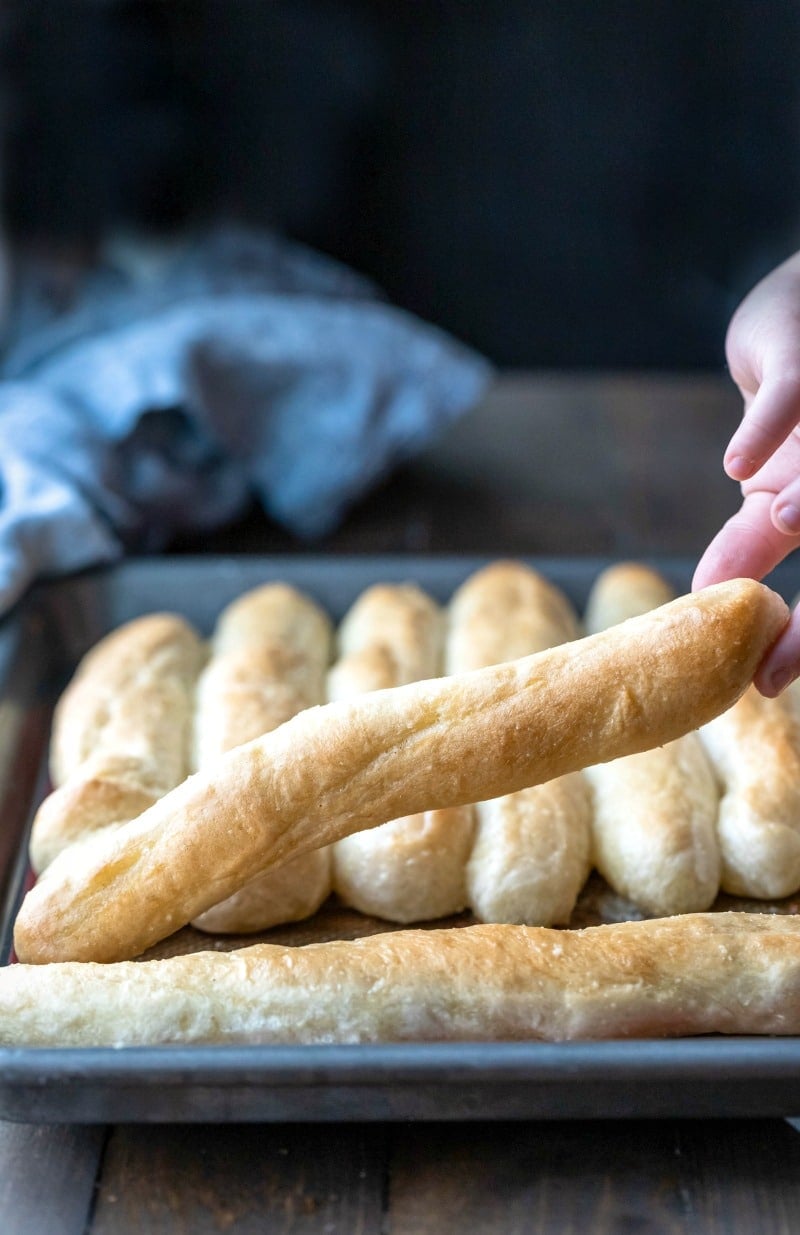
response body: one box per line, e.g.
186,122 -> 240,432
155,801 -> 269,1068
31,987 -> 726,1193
7,573 -> 800,1047
26,561 -> 800,941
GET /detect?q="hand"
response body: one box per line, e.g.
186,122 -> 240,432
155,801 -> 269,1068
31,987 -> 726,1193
693,251 -> 800,697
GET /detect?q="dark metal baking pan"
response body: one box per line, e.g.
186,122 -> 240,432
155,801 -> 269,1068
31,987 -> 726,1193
2,553 -> 800,1124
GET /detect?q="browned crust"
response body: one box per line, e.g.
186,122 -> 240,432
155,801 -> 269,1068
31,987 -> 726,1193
4,913 -> 800,1044
14,579 -> 788,964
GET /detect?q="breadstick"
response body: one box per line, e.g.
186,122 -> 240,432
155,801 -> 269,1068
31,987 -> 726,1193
583,562 -> 676,633
29,614 -> 205,872
14,579 -> 787,964
447,562 -> 591,925
445,560 -> 582,673
330,584 -> 475,922
191,583 -> 333,933
4,913 -> 800,1045
583,564 -> 721,915
699,687 -> 800,897
192,582 -> 331,767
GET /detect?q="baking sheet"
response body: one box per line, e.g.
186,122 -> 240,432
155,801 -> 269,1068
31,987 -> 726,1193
2,553 -> 800,1123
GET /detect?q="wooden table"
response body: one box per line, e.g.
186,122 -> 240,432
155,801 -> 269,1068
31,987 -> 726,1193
7,372 -> 800,1235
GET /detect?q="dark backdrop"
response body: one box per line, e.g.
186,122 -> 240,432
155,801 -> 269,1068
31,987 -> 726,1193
3,0 -> 799,368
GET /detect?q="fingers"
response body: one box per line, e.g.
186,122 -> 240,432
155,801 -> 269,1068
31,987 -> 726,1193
693,490 -> 800,591
753,606 -> 800,697
772,475 -> 800,535
710,257 -> 800,689
693,491 -> 800,695
724,375 -> 800,481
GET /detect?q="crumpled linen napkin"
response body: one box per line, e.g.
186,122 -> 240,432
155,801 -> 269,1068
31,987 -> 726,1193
0,225 -> 492,614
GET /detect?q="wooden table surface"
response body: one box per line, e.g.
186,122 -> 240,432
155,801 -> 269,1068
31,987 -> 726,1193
7,371 -> 800,1235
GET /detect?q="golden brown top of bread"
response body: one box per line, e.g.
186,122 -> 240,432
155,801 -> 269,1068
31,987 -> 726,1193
446,560 -> 581,672
584,563 -> 677,634
4,912 -> 800,1045
49,613 -> 204,788
14,579 -> 788,964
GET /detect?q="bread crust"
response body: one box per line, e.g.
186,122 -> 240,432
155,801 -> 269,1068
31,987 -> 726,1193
700,687 -> 800,897
330,583 -> 475,922
448,562 -> 591,926
445,560 -> 581,672
583,562 -> 676,634
14,579 -> 788,964
191,583 -> 333,933
584,565 -> 721,915
4,913 -> 800,1045
466,776 -> 593,925
586,740 -> 721,915
29,614 -> 205,872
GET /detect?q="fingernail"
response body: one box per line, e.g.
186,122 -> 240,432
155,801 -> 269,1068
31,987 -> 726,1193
776,504 -> 800,534
725,455 -> 755,480
769,666 -> 797,695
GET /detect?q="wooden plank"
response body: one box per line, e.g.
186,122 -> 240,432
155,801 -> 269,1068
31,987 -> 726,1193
90,1123 -> 387,1234
0,1121 -> 106,1235
385,1119 -> 800,1235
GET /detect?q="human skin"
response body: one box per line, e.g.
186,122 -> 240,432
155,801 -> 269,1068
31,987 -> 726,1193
694,251 -> 800,697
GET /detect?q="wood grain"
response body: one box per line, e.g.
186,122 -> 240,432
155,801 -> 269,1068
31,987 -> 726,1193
385,1121 -> 800,1235
0,1122 -> 106,1235
90,1124 -> 387,1235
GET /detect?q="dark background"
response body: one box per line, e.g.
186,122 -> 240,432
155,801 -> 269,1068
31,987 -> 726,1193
2,0 -> 799,369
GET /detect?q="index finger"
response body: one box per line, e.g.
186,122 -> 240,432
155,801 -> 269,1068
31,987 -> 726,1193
725,374 -> 800,481
693,490 -> 800,590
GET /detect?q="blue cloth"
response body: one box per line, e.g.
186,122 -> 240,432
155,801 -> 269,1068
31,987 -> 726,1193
0,226 -> 492,613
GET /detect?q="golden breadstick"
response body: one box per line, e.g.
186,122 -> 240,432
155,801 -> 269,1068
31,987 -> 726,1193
14,579 -> 787,964
330,584 -> 475,922
29,614 -> 205,872
583,564 -> 721,915
445,561 -> 581,673
583,562 -> 676,634
4,913 -> 800,1045
192,583 -> 333,933
447,561 -> 591,926
699,687 -> 800,897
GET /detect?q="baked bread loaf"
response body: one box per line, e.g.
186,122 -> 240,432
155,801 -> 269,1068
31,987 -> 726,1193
4,912 -> 800,1045
699,686 -> 800,897
330,584 -> 475,922
191,583 -> 333,934
14,579 -> 787,964
29,614 -> 205,872
445,560 -> 582,673
583,561 -> 676,633
447,561 -> 592,926
583,564 -> 721,915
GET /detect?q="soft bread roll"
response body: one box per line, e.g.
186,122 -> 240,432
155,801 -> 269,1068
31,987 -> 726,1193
585,743 -> 721,915
4,913 -> 800,1045
29,614 -> 205,873
330,584 -> 475,922
14,579 -> 787,964
445,561 -> 581,673
192,582 -> 331,766
191,583 -> 333,934
331,583 -> 444,686
583,565 -> 721,916
447,562 -> 591,925
583,562 -> 676,635
463,776 -> 593,926
699,688 -> 800,898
